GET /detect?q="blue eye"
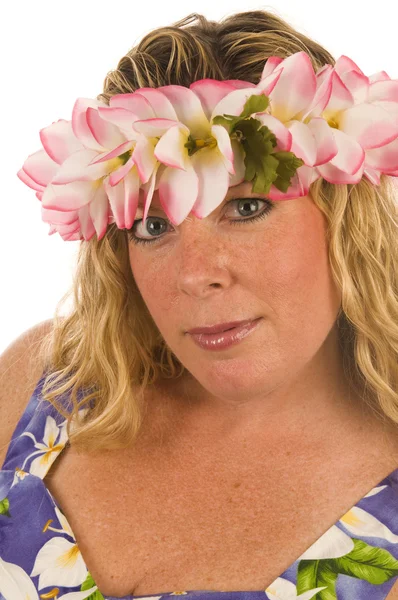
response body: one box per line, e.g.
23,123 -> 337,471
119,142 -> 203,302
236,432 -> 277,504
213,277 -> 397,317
127,197 -> 273,246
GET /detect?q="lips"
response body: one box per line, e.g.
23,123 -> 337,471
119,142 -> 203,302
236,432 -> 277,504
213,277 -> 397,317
187,318 -> 258,335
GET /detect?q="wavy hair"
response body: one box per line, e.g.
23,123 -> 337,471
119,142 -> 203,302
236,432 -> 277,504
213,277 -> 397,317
37,10 -> 398,452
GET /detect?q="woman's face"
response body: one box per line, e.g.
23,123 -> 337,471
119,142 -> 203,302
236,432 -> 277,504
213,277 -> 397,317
127,180 -> 342,415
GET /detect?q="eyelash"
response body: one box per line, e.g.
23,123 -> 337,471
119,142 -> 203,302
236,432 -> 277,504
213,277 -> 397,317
127,198 -> 273,246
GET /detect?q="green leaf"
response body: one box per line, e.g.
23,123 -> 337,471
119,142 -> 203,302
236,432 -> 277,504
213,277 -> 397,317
296,559 -> 337,600
295,538 -> 398,600
334,538 -> 398,585
236,119 -> 302,195
212,114 -> 241,132
81,572 -> 106,600
0,497 -> 11,517
239,94 -> 269,119
212,94 -> 269,132
273,152 -> 304,192
212,93 -> 304,195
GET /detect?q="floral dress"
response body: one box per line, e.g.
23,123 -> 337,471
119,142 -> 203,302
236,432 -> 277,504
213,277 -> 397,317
2,373 -> 398,600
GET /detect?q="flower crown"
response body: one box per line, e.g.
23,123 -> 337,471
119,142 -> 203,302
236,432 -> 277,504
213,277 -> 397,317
17,51 -> 398,242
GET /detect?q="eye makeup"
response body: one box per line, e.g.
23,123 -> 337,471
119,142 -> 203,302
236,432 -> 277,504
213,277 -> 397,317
127,197 -> 274,246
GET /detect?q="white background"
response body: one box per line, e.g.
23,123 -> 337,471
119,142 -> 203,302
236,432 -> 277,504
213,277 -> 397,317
1,0 -> 397,353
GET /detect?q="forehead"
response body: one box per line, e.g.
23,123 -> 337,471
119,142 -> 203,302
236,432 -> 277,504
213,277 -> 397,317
137,181 -> 255,209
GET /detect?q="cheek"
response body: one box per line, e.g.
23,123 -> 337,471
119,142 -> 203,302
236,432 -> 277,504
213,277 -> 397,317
128,246 -> 177,318
262,210 -> 341,339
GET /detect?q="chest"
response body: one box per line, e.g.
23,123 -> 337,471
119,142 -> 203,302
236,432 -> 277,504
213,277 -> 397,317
43,436 -> 398,598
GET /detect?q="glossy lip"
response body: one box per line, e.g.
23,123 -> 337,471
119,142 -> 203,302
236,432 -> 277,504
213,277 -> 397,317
186,318 -> 258,335
188,318 -> 262,351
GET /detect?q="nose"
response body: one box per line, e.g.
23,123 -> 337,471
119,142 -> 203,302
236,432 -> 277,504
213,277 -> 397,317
175,226 -> 234,298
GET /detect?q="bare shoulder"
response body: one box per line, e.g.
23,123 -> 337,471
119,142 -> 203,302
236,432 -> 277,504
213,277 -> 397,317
0,319 -> 55,468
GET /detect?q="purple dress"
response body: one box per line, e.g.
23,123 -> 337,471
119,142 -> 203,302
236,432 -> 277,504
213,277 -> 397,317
2,372 -> 398,599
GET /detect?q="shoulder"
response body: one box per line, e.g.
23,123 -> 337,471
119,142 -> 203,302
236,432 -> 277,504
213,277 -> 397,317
0,319 -> 55,468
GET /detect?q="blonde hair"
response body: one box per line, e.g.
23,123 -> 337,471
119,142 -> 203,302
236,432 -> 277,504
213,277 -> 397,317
37,10 -> 398,452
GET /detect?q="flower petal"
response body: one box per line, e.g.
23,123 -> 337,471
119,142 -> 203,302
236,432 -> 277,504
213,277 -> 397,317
323,70 -> 354,116
90,140 -> 135,165
365,136 -> 398,171
340,70 -> 369,103
255,68 -> 283,98
108,154 -> 134,186
260,55 -> 284,80
22,148 -> 59,187
340,505 -> 398,543
190,148 -> 230,219
71,97 -> 107,151
266,52 -> 317,122
286,120 -> 317,166
104,174 -> 129,229
316,63 -> 334,85
211,86 -> 270,122
340,103 -> 398,149
265,576 -> 327,600
77,202 -> 97,241
255,113 -> 292,151
0,555 -> 39,600
334,55 -> 365,77
40,119 -> 83,165
267,167 -> 310,201
41,206 -> 79,225
154,124 -> 190,169
123,167 -> 141,229
134,88 -> 179,120
316,155 -> 365,185
369,71 -> 392,84
158,163 -> 199,225
141,162 -> 161,223
109,92 -> 156,120
211,124 -> 235,173
300,67 -> 334,120
54,223 -> 82,241
86,107 -> 126,148
87,185 -> 110,240
17,167 -> 46,192
364,166 -> 381,186
332,55 -> 369,103
17,168 -> 45,192
51,149 -> 111,184
299,163 -> 320,190
190,79 -> 246,121
31,536 -> 88,587
299,524 -> 355,561
42,180 -> 96,211
307,118 -> 339,166
97,106 -> 141,137
133,117 -> 183,138
329,128 -> 365,174
228,139 -> 246,187
157,85 -> 210,138
132,135 -> 158,183
374,100 -> 398,128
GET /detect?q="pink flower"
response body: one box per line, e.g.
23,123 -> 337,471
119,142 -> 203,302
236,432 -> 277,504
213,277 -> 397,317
300,55 -> 398,185
17,51 -> 398,242
130,80 -> 259,226
254,52 -> 338,199
17,97 -> 142,240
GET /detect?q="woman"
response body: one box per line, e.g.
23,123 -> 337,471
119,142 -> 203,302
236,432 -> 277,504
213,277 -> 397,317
2,8 -> 398,600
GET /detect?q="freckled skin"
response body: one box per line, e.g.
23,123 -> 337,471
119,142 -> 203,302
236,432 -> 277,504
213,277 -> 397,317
128,180 -> 370,448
